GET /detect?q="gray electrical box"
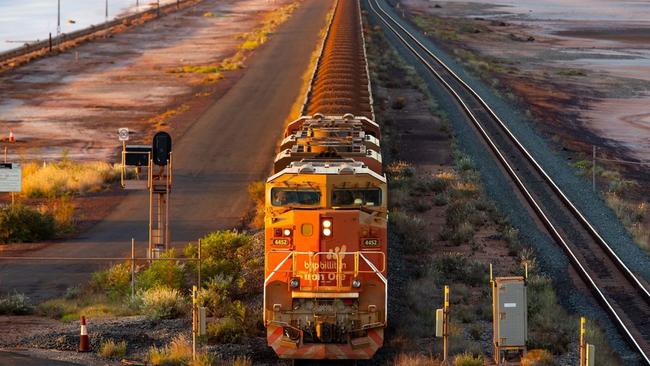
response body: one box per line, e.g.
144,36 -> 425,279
493,276 -> 527,348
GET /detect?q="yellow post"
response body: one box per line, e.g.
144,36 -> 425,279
443,285 -> 450,365
580,317 -> 586,366
192,285 -> 197,361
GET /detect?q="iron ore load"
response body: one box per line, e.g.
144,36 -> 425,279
263,0 -> 387,360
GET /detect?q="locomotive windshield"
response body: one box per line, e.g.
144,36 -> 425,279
331,188 -> 382,207
271,188 -> 321,206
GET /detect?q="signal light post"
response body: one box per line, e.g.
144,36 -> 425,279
119,129 -> 173,258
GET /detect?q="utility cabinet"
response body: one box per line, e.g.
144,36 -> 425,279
492,276 -> 527,363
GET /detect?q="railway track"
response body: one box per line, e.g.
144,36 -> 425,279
366,0 -> 650,363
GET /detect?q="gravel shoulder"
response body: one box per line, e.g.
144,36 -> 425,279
365,0 -> 645,363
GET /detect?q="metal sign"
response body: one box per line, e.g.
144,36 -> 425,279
0,163 -> 22,192
118,128 -> 129,141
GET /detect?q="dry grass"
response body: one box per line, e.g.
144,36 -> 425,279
37,293 -> 137,321
521,349 -> 554,366
22,161 -> 120,198
393,353 -> 441,366
148,104 -> 190,127
149,335 -> 192,366
453,352 -> 483,366
99,339 -> 127,358
247,181 -> 265,228
239,3 -> 299,51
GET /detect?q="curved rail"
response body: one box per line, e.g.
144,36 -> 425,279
366,0 -> 650,362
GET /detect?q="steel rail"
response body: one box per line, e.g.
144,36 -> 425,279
366,0 -> 650,362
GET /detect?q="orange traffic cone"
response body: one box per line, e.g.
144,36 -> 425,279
8,130 -> 15,143
78,315 -> 90,352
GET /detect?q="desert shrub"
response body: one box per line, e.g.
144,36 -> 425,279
22,161 -> 119,198
231,357 -> 252,366
451,222 -> 475,245
138,249 -> 186,290
207,316 -> 246,344
526,275 -> 572,353
0,205 -> 56,243
64,286 -> 81,300
453,352 -> 482,366
185,231 -> 262,295
385,161 -> 416,189
0,292 -> 33,315
431,254 -> 487,287
455,155 -> 474,171
139,287 -> 187,320
521,349 -> 555,366
389,211 -> 431,252
91,262 -> 131,299
467,323 -> 483,340
99,339 -> 127,358
199,275 -> 236,318
149,335 -> 191,366
391,96 -> 407,109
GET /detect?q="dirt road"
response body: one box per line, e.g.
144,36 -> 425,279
0,0 -> 333,302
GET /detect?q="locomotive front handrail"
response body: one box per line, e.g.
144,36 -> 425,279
265,250 -> 386,290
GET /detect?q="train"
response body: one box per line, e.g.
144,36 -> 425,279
263,0 -> 388,360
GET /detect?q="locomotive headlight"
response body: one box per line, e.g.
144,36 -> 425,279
352,279 -> 362,288
322,228 -> 332,237
322,219 -> 332,228
283,228 -> 292,237
289,277 -> 300,289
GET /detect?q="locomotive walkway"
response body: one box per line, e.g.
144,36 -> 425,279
0,0 -> 334,302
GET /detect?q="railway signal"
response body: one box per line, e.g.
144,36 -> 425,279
119,129 -> 173,258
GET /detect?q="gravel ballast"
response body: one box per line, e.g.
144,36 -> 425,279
364,1 -> 648,364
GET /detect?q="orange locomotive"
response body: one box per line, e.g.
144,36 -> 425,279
264,113 -> 387,359
263,0 -> 386,359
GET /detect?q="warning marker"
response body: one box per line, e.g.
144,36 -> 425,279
8,130 -> 15,143
78,315 -> 90,352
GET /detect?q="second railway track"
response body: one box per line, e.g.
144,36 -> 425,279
366,0 -> 650,363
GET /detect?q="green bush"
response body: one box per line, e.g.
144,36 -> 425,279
138,249 -> 185,290
0,292 -> 33,315
185,231 -> 262,295
91,262 -> 131,299
0,205 -> 56,243
207,317 -> 246,343
139,287 -> 187,320
527,275 -> 572,353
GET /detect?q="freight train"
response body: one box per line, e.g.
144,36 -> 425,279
263,0 -> 387,360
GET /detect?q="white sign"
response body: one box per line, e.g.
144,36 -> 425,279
118,128 -> 129,142
0,163 -> 22,192
504,303 -> 517,308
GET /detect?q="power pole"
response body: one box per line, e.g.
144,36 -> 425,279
592,145 -> 596,192
57,0 -> 61,36
105,0 -> 109,22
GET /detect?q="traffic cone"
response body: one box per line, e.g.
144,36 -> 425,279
8,130 -> 15,143
78,315 -> 90,352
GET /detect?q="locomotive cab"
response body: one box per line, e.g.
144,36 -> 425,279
264,161 -> 387,359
